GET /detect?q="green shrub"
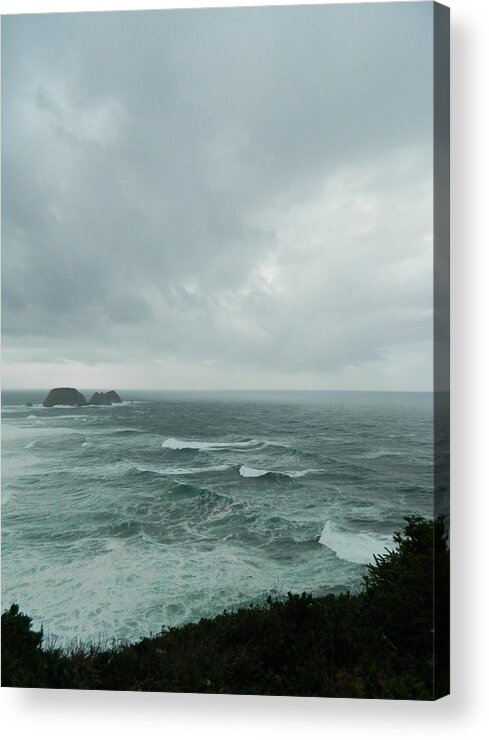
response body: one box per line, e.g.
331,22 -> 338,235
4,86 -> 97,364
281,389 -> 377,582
1,604 -> 45,687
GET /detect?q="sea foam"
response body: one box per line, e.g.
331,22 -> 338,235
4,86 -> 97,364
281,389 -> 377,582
239,465 -> 323,479
239,465 -> 268,477
161,437 -> 272,451
319,520 -> 393,565
136,464 -> 231,476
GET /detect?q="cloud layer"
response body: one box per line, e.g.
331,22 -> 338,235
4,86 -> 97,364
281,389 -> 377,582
2,4 -> 434,390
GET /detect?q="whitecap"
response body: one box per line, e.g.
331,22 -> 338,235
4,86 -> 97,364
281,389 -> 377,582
318,520 -> 393,564
45,414 -> 91,421
42,404 -> 85,409
239,465 -> 324,479
161,437 -> 273,451
285,468 -> 325,478
239,465 -> 269,478
136,464 -> 231,476
207,508 -> 232,522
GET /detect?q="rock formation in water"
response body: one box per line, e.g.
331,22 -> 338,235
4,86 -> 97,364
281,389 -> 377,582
88,392 -> 110,405
105,390 -> 122,404
43,388 -> 122,407
88,390 -> 123,405
43,388 -> 87,407
25,401 -> 33,407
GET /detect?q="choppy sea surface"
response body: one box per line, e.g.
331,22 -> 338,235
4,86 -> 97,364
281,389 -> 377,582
1,390 -> 433,644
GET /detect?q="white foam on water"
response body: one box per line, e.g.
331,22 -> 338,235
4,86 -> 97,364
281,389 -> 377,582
207,508 -> 233,522
354,449 -> 403,460
285,468 -> 326,478
239,465 -> 324,479
1,424 -> 75,442
2,489 -> 13,506
48,414 -> 91,420
161,437 -> 273,451
239,465 -> 268,477
41,404 -> 85,409
0,535 -> 291,645
319,520 -> 393,565
24,441 -> 36,449
136,464 -> 231,475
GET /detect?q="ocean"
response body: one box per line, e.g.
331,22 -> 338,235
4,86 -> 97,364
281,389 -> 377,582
1,390 -> 433,644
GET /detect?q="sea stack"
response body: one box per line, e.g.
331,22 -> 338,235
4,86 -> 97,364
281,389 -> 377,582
88,390 -> 123,405
105,390 -> 122,404
43,388 -> 87,407
88,392 -> 110,405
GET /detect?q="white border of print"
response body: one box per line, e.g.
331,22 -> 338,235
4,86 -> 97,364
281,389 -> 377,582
1,0 -> 488,739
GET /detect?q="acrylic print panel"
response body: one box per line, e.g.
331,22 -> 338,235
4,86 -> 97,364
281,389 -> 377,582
1,2 -> 450,699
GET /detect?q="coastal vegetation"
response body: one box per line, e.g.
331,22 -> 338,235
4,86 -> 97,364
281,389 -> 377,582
1,515 -> 449,699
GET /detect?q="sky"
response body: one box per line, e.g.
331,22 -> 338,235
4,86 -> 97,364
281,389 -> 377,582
1,2 -> 434,391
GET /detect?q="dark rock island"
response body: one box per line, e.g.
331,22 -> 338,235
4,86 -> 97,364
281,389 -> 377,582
43,388 -> 87,407
105,391 -> 122,404
42,388 -> 122,407
88,391 -> 122,405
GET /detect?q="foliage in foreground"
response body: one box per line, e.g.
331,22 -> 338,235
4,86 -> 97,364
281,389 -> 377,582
1,516 -> 449,699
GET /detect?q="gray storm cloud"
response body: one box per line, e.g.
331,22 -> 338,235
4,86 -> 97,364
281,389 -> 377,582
1,3 -> 434,390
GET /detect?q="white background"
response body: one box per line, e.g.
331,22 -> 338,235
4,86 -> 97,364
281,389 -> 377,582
0,0 -> 488,737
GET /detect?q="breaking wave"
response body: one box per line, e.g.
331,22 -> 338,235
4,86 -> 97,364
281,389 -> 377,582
161,437 -> 280,451
135,464 -> 231,476
239,465 -> 323,479
319,520 -> 393,565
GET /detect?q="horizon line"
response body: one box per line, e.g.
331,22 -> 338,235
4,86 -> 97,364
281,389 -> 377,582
1,387 -> 435,393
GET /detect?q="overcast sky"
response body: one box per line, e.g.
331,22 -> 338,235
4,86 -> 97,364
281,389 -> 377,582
1,3 -> 434,391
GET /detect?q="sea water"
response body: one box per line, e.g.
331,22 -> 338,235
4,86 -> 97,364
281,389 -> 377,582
1,390 -> 433,644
